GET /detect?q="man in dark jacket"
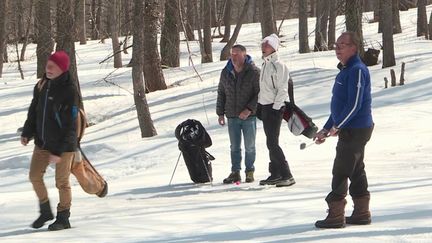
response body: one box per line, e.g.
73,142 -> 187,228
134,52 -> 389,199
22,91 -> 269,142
314,32 -> 374,229
21,50 -> 79,231
216,44 -> 260,184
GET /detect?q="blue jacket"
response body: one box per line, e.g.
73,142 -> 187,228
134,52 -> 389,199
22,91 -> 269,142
324,55 -> 373,130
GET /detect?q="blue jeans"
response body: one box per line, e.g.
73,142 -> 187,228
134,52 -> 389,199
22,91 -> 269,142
227,117 -> 256,172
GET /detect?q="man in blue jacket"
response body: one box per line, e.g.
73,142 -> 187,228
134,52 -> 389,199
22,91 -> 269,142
314,32 -> 374,228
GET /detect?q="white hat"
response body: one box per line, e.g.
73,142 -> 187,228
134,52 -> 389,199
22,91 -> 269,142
262,33 -> 280,51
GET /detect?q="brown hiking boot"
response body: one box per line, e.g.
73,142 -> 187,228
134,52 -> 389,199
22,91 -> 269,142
315,199 -> 347,229
346,195 -> 371,225
245,171 -> 254,183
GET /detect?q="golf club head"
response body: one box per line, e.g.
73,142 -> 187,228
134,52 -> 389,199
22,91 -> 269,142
300,142 -> 306,150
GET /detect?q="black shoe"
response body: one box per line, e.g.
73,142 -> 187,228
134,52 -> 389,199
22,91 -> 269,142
259,175 -> 282,185
245,171 -> 254,183
31,201 -> 54,229
223,171 -> 241,184
48,210 -> 71,231
275,177 -> 296,187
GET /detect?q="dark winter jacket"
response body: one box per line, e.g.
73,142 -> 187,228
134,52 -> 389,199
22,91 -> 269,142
216,55 -> 260,118
324,55 -> 373,130
22,72 -> 79,156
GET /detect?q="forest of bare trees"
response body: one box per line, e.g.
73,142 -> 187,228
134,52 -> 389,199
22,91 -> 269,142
0,0 -> 432,136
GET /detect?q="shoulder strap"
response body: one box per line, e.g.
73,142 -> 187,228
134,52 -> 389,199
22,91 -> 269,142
36,78 -> 47,92
76,108 -> 87,144
288,76 -> 295,105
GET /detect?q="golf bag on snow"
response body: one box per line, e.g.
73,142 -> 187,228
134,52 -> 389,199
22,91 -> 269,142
175,119 -> 214,183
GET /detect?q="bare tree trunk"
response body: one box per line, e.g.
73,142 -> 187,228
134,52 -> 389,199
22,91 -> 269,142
345,0 -> 364,57
202,0 -> 213,63
299,0 -> 310,53
429,9 -> 432,40
221,0 -> 232,42
246,0 -> 256,23
382,0 -> 396,68
91,0 -> 96,39
20,0 -> 34,61
35,0 -> 53,78
96,0 -> 103,40
108,0 -> 122,68
91,0 -> 100,40
133,0 -> 157,138
77,0 -> 87,44
210,0 -> 217,27
328,0 -> 337,50
196,1 -> 205,61
182,0 -> 195,41
121,0 -> 131,54
417,0 -> 428,38
314,0 -> 329,51
16,0 -> 24,42
363,0 -> 374,11
310,0 -> 316,17
259,0 -> 277,38
0,0 -> 7,78
252,0 -> 259,23
186,0 -> 196,40
143,0 -> 167,92
220,0 -> 251,60
160,0 -> 180,68
3,46 -> 7,63
56,0 -> 84,110
378,0 -> 383,33
392,0 -> 402,34
373,0 -> 380,23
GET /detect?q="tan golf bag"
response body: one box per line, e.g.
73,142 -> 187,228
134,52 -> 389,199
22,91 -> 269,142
71,109 -> 108,197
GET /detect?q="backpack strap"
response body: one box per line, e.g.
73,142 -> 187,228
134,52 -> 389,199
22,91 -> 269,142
76,108 -> 87,144
36,78 -> 47,92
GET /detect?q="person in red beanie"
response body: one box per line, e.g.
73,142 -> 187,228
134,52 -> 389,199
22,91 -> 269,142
21,50 -> 79,231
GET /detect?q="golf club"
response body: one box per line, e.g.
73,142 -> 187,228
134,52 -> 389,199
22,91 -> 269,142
299,142 -> 315,150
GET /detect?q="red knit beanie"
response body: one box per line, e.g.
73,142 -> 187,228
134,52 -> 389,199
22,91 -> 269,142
48,51 -> 70,72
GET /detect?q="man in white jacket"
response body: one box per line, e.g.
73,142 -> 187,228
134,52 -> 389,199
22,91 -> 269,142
257,34 -> 295,187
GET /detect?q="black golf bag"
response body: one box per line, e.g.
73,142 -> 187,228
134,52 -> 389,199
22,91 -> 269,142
175,119 -> 214,183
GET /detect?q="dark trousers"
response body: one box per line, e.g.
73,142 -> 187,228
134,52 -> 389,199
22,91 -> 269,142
326,126 -> 374,202
260,104 -> 292,178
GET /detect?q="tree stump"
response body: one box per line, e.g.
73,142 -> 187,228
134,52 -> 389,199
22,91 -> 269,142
400,62 -> 405,85
390,69 -> 396,87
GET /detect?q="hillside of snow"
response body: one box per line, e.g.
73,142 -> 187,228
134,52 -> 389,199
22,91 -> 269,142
1,7 -> 432,242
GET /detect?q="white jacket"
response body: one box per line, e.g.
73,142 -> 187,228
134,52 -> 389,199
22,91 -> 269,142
258,52 -> 290,110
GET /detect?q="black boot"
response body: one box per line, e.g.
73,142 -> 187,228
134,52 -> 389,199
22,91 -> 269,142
31,201 -> 54,229
48,209 -> 71,231
223,171 -> 241,184
275,161 -> 295,187
259,162 -> 282,185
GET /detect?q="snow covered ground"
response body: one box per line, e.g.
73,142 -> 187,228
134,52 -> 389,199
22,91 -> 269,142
1,7 -> 432,243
